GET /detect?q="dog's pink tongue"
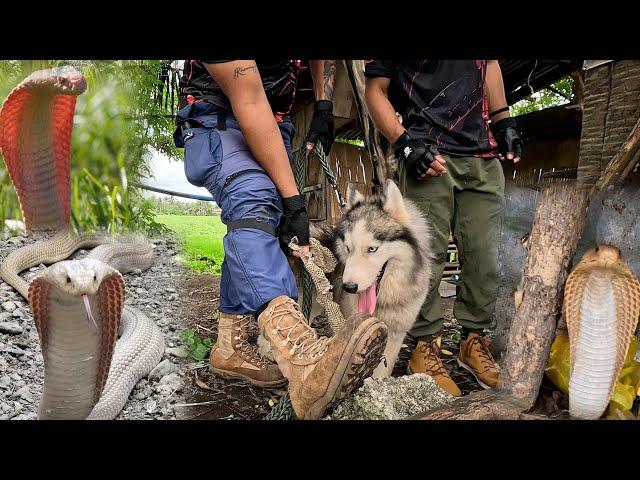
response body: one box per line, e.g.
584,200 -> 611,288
358,283 -> 377,314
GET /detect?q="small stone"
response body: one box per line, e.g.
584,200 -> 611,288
0,322 -> 22,335
0,312 -> 13,322
0,347 -> 27,357
144,399 -> 158,414
1,301 -> 16,313
0,374 -> 11,389
132,269 -> 142,275
13,386 -> 33,403
11,310 -> 24,318
165,346 -> 188,359
148,359 -> 179,381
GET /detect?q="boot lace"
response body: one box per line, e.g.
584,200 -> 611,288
270,301 -> 329,359
233,316 -> 271,368
468,335 -> 497,373
420,340 -> 448,377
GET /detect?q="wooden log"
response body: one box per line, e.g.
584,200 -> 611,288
595,117 -> 640,190
410,390 -> 532,420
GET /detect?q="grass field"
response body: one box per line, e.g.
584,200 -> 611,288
155,215 -> 225,274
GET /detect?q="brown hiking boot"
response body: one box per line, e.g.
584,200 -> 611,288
258,295 -> 388,420
210,312 -> 287,388
458,332 -> 499,389
407,337 -> 462,397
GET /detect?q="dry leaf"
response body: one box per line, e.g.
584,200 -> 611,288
195,378 -> 212,390
441,349 -> 453,356
268,399 -> 276,407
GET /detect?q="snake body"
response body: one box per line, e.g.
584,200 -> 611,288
564,245 -> 640,419
0,66 -> 164,419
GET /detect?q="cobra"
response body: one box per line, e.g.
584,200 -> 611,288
0,66 -> 165,419
564,245 -> 640,419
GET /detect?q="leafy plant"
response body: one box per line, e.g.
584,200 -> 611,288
179,328 -> 213,361
511,75 -> 575,117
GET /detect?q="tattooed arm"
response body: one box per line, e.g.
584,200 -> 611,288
204,60 -> 299,198
306,60 -> 336,152
309,60 -> 336,101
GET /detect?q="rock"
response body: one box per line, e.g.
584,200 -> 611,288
0,374 -> 10,389
148,359 -> 179,381
0,347 -> 28,357
13,386 -> 33,403
0,322 -> 23,335
144,399 -> 158,414
165,346 -> 188,359
0,312 -> 13,322
2,301 -> 16,313
11,310 -> 24,318
326,374 -> 454,420
156,372 -> 184,396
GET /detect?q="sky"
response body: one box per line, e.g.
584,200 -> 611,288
140,148 -> 213,203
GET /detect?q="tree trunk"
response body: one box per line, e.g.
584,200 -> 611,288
596,117 -> 640,190
498,182 -> 589,407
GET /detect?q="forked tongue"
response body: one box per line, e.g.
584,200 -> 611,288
83,294 -> 98,329
358,283 -> 377,314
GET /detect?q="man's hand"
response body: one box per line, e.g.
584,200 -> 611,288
306,100 -> 334,153
491,117 -> 523,163
394,132 -> 447,180
277,194 -> 310,254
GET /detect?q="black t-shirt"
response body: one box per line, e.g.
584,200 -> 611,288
365,60 -> 497,157
178,60 -> 299,119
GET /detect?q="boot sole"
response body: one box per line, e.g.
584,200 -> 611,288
302,319 -> 388,420
456,358 -> 493,390
209,366 -> 288,388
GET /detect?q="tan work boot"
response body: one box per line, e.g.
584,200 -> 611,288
407,337 -> 462,397
258,295 -> 388,420
210,312 -> 287,387
458,332 -> 499,389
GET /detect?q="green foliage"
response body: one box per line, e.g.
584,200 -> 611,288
155,214 -> 225,274
0,60 -> 178,234
510,76 -> 574,117
179,328 -> 213,361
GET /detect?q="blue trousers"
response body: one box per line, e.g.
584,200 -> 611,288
178,103 -> 298,315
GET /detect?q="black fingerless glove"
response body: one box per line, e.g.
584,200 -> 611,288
277,194 -> 310,251
393,132 -> 441,180
491,117 -> 523,159
306,100 -> 335,154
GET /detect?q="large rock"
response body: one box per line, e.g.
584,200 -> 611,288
326,374 -> 454,420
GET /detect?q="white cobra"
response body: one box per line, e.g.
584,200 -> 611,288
0,67 -> 165,419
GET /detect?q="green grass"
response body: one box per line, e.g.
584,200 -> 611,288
155,214 -> 225,274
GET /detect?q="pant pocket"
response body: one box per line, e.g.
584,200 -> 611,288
183,128 -> 222,189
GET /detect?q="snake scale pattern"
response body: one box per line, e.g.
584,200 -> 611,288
0,66 -> 165,419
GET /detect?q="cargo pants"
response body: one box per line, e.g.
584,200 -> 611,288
177,103 -> 298,315
398,154 -> 505,339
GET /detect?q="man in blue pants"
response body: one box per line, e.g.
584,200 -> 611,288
175,60 -> 387,419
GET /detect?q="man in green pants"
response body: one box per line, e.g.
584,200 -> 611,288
365,60 -> 522,396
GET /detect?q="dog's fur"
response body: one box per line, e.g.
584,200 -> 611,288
311,179 -> 433,378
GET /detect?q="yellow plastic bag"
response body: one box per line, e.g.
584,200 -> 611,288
544,335 -> 640,418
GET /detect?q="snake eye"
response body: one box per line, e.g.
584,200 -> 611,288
66,276 -> 72,284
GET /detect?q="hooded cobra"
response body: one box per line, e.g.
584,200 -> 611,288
0,66 -> 165,419
565,245 -> 640,419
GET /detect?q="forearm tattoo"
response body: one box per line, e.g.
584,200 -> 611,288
322,60 -> 337,100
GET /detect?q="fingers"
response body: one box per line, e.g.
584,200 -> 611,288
290,245 -> 310,258
306,141 -> 315,151
429,159 -> 447,175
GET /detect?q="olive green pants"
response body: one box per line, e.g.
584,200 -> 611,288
398,154 -> 505,339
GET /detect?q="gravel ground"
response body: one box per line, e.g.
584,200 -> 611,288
0,232 -> 190,420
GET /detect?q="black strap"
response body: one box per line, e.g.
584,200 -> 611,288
223,168 -> 267,187
227,218 -> 276,236
217,111 -> 227,131
489,106 -> 510,117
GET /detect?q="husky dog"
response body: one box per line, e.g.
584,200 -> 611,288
312,179 -> 433,378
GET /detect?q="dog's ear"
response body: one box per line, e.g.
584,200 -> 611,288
383,179 -> 408,222
346,183 -> 365,209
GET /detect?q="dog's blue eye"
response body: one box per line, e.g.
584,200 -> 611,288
368,246 -> 378,253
